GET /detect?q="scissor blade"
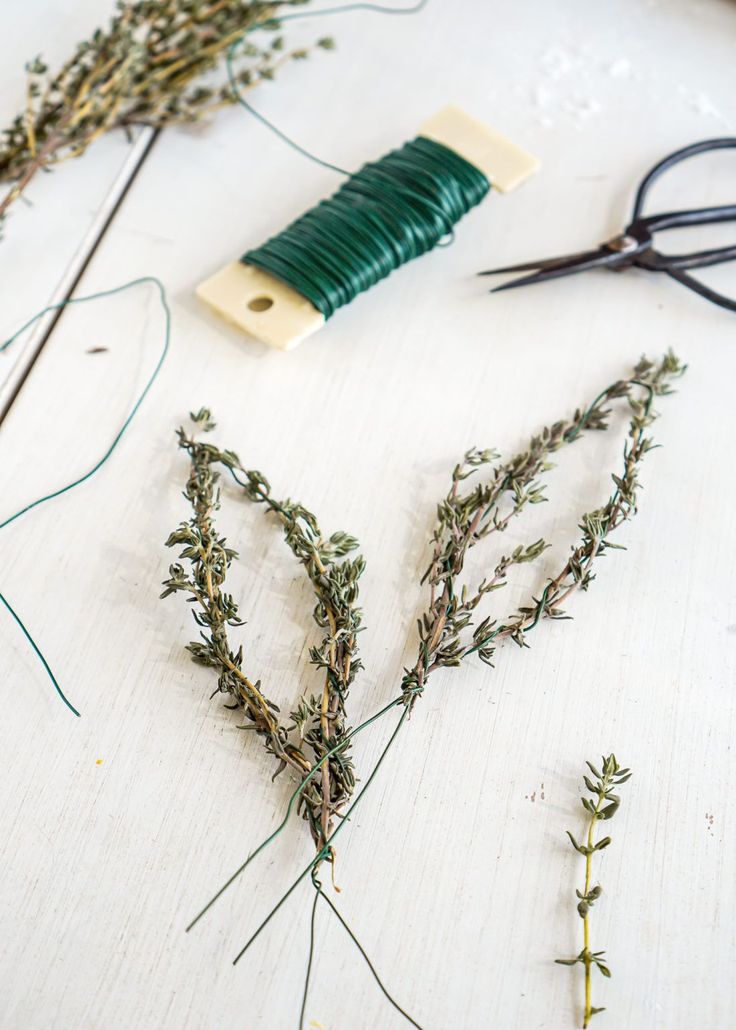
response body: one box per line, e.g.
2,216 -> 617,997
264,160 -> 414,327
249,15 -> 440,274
479,247 -> 598,276
486,247 -> 621,292
490,268 -> 571,293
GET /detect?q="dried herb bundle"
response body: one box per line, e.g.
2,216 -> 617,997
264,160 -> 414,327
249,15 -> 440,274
166,351 -> 683,982
556,754 -> 632,1027
399,352 -> 684,709
0,0 -> 333,233
162,408 -> 363,855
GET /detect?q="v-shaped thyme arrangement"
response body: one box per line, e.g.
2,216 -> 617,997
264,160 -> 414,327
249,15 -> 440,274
397,350 -> 683,710
162,408 -> 364,854
163,351 -> 683,1017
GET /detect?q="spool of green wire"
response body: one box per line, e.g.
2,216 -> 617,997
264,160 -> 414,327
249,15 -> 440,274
242,136 -> 491,320
198,106 -> 538,348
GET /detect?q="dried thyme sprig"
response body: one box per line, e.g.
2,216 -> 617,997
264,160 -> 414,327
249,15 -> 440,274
0,0 -> 334,234
400,351 -> 685,707
556,755 -> 632,1027
163,409 -> 364,852
229,465 -> 365,853
161,409 -> 314,792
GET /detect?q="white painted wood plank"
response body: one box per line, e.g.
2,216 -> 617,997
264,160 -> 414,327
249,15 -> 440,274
1,2 -> 735,1029
0,2 -> 145,399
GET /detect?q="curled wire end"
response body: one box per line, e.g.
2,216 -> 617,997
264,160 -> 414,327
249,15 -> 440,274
328,849 -> 342,893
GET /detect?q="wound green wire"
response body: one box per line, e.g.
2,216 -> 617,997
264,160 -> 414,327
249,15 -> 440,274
1,277 -> 171,715
242,136 -> 490,318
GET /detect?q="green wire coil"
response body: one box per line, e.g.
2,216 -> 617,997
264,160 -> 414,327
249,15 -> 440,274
242,136 -> 491,319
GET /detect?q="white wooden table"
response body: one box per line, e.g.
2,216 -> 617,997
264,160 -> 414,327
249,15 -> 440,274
1,3 -> 735,1028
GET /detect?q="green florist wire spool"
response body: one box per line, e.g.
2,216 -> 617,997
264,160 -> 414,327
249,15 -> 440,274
197,106 -> 539,350
245,136 -> 489,319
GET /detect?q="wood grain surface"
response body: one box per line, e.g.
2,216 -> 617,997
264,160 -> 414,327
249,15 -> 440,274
1,2 -> 735,1028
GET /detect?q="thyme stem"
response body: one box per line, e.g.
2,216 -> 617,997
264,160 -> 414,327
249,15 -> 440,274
403,352 -> 685,705
163,408 -> 365,852
557,755 -> 632,1026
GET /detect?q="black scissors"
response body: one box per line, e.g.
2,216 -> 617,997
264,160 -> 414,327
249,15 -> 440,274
480,138 -> 736,313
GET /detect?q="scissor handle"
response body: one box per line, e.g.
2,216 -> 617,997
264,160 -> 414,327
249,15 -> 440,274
635,240 -> 736,271
629,205 -> 736,269
665,268 -> 736,313
631,137 -> 736,221
638,203 -> 736,234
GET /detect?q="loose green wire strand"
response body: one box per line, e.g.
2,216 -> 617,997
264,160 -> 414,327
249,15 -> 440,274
0,276 -> 171,715
242,137 -> 490,318
302,866 -> 424,1030
299,886 -> 321,1028
0,591 -> 81,717
227,1 -> 431,176
228,1 -> 490,320
186,692 -> 407,931
315,884 -> 423,1030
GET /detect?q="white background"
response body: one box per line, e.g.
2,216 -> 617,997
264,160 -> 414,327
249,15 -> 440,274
1,2 -> 735,1028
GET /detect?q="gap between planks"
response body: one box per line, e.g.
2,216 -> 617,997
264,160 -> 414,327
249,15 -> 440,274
0,127 -> 159,425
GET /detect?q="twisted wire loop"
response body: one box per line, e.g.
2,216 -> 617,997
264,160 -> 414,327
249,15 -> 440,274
242,136 -> 491,318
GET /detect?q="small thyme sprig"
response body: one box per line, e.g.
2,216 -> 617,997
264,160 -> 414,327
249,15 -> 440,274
0,0 -> 334,235
556,755 -> 632,1027
163,409 -> 364,853
400,351 -> 685,707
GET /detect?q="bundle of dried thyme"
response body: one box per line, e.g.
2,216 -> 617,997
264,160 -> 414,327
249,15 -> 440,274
162,408 -> 364,855
164,351 -> 683,887
160,350 -> 683,1030
0,0 -> 333,234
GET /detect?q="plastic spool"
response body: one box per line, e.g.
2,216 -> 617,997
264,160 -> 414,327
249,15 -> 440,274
197,106 -> 539,350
